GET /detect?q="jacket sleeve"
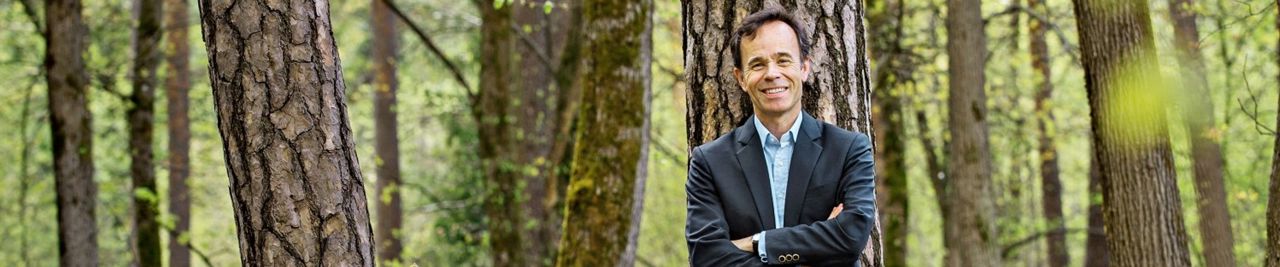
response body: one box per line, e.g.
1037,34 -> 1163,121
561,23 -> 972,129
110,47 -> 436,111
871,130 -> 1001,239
759,132 -> 877,265
686,146 -> 768,266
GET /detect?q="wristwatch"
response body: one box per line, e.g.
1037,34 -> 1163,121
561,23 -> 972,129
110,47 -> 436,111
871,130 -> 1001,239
751,233 -> 760,253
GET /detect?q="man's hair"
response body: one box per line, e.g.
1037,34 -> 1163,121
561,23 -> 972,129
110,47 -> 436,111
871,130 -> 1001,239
731,7 -> 810,70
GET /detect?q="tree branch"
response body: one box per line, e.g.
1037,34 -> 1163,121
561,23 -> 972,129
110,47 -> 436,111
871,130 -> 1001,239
18,0 -> 44,37
378,0 -> 475,103
1000,227 -> 1093,259
510,23 -> 556,74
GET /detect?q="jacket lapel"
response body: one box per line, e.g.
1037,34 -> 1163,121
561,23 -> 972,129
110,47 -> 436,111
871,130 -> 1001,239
734,123 -> 776,230
784,113 -> 823,227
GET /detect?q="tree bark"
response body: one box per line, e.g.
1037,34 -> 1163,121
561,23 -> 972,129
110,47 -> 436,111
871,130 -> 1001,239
194,0 -> 376,265
475,2 -> 528,266
682,1 -> 882,265
867,0 -> 910,265
1268,1 -> 1280,265
1084,156 -> 1110,267
1028,0 -> 1066,265
164,0 -> 192,265
1167,1 -> 1236,266
130,0 -> 165,264
47,0 -> 99,265
554,0 -> 651,265
1071,0 -> 1192,266
369,0 -> 402,264
944,0 -> 998,266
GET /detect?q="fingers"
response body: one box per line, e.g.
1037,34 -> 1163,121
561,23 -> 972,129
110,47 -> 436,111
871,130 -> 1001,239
827,203 -> 844,220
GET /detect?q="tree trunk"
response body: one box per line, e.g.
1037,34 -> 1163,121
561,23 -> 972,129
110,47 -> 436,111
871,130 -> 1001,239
943,0 -> 998,266
1168,1 -> 1236,266
130,0 -> 164,264
1084,156 -> 1109,267
868,0 -> 910,265
475,2 -> 529,266
164,0 -> 191,265
554,0 -> 651,265
682,1 -> 882,264
1071,0 -> 1192,265
1028,0 -> 1066,265
369,0 -> 402,264
47,0 -> 99,265
1268,1 -> 1280,265
195,0 -> 376,265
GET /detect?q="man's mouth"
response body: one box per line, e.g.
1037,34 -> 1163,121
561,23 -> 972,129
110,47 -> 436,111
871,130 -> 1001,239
761,86 -> 788,98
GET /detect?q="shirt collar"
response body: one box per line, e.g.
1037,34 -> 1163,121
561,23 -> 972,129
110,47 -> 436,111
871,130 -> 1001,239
752,113 -> 803,145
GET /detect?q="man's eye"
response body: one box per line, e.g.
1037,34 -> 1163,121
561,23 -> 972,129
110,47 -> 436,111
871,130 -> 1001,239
751,64 -> 765,70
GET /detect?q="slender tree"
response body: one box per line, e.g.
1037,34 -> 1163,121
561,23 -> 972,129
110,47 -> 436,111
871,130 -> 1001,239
1268,1 -> 1280,265
163,0 -> 192,265
868,0 -> 911,265
46,0 -> 99,265
1167,1 -> 1236,265
944,0 -> 998,265
129,0 -> 165,264
554,0 -> 651,265
1028,0 -> 1066,265
194,0 -> 376,264
1072,0 -> 1192,265
370,0 -> 403,263
1084,156 -> 1110,267
682,0 -> 883,265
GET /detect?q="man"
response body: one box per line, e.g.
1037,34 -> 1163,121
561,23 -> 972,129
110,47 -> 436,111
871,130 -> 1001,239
685,7 -> 877,266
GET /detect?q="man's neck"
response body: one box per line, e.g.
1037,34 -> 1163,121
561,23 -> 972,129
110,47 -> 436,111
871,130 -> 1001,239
756,110 -> 800,139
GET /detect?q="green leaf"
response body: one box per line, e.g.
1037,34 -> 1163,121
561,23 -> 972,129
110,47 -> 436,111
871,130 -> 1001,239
543,1 -> 554,14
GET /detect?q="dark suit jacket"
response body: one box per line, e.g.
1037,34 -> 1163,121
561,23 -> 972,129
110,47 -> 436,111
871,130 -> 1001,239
686,112 -> 876,266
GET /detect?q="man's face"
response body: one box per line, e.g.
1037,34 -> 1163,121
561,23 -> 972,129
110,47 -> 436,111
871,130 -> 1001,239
734,21 -> 810,118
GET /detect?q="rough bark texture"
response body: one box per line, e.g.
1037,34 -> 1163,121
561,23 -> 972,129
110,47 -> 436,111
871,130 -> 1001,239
1071,0 -> 1192,266
554,0 -> 651,265
943,0 -> 998,266
867,0 -> 909,265
195,0 -> 376,265
47,0 -> 99,265
1028,0 -> 1066,265
1168,1 -> 1236,266
369,0 -> 402,263
130,0 -> 165,264
682,0 -> 882,265
164,0 -> 192,265
1084,156 -> 1109,267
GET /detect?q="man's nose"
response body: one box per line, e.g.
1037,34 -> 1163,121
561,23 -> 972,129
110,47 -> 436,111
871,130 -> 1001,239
764,64 -> 783,81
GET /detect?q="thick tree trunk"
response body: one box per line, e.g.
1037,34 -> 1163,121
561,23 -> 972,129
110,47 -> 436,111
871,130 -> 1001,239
46,0 -> 99,265
682,1 -> 882,264
1071,0 -> 1192,266
943,0 -> 998,266
195,0 -> 376,265
1168,1 -> 1236,266
130,0 -> 164,264
867,0 -> 909,265
1028,0 -> 1066,265
1084,156 -> 1109,267
475,3 -> 529,266
164,0 -> 191,265
369,0 -> 402,264
553,0 -> 651,266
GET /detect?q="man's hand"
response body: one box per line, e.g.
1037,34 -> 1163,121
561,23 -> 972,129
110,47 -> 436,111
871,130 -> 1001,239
733,235 -> 754,252
828,203 -> 843,220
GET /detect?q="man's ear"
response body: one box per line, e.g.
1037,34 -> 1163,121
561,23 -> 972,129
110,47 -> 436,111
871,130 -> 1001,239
801,58 -> 813,81
733,68 -> 747,92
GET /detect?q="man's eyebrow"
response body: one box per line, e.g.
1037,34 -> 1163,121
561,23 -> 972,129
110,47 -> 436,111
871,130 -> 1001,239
746,56 -> 768,65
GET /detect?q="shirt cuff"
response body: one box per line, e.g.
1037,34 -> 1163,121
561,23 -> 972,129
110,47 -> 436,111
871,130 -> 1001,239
757,231 -> 768,263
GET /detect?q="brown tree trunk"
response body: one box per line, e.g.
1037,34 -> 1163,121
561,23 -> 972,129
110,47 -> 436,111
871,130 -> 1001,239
1268,1 -> 1280,265
554,0 -> 651,265
370,0 -> 402,263
475,2 -> 528,266
130,0 -> 164,264
164,0 -> 192,265
868,0 -> 910,265
195,0 -> 376,265
943,0 -> 998,266
1072,0 -> 1192,265
1028,0 -> 1066,265
683,1 -> 882,264
1084,156 -> 1110,267
1168,1 -> 1236,265
47,0 -> 99,265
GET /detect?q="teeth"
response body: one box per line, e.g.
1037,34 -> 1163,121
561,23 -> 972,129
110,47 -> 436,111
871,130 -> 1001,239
764,88 -> 785,94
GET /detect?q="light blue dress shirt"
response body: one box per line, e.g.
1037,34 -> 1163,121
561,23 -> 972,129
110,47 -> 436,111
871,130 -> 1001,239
752,114 -> 803,263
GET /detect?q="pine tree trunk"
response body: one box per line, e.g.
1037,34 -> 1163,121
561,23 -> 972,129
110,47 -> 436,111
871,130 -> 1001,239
554,0 -> 651,265
943,0 -> 998,265
683,1 -> 882,264
1168,1 -> 1236,266
164,0 -> 192,265
370,0 -> 402,263
1071,0 -> 1192,265
130,0 -> 164,264
1028,0 -> 1066,265
195,0 -> 376,264
868,0 -> 909,265
47,0 -> 99,265
1084,156 -> 1109,267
